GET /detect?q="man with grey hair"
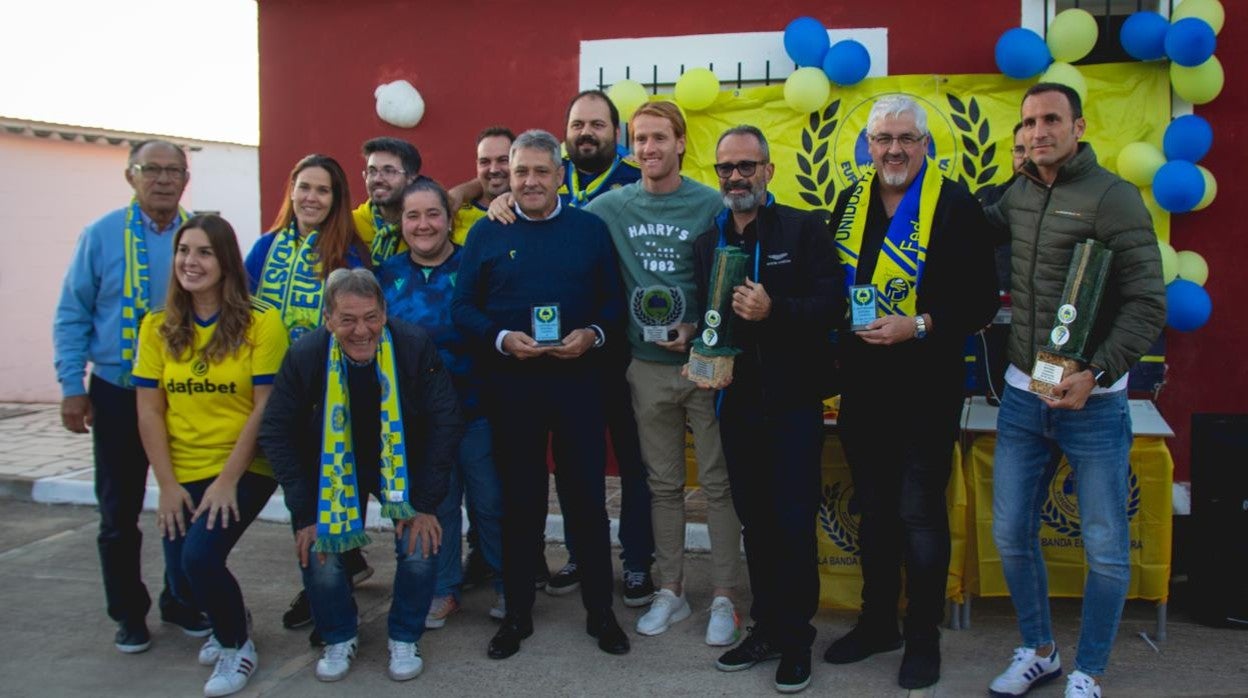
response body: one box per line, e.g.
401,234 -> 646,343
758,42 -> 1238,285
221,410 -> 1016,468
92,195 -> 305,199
822,95 -> 997,690
261,268 -> 463,683
698,125 -> 843,693
453,129 -> 630,659
54,138 -> 206,653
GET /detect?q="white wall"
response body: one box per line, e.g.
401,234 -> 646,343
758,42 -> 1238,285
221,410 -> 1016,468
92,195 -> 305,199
0,129 -> 258,402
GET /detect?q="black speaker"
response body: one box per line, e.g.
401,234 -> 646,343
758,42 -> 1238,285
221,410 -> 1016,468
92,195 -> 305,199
1188,413 -> 1248,628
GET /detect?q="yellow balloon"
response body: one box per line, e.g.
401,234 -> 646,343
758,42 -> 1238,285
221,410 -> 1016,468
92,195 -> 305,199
1041,62 -> 1087,105
1158,242 -> 1179,284
783,67 -> 831,114
1176,249 -> 1209,286
1195,165 -> 1217,210
1116,142 -> 1167,187
607,80 -> 649,122
1172,0 -> 1225,35
1047,8 -> 1099,63
1171,56 -> 1224,105
674,68 -> 719,112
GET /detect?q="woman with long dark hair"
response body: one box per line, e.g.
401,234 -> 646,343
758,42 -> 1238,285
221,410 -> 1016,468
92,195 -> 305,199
134,214 -> 289,696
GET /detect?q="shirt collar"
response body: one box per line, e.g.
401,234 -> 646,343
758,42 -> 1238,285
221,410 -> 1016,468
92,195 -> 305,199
513,197 -> 563,222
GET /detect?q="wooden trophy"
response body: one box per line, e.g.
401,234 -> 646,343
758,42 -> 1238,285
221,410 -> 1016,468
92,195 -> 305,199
1029,240 -> 1113,398
686,247 -> 750,389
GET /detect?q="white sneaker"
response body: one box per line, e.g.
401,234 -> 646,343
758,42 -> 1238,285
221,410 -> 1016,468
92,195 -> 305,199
387,639 -> 423,681
316,637 -> 358,682
198,635 -> 223,666
989,646 -> 1062,696
489,593 -> 507,620
1065,670 -> 1101,698
202,639 -> 257,697
705,596 -> 740,646
636,588 -> 691,636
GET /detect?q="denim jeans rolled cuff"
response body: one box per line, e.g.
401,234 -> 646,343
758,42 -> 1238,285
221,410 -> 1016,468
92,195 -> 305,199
163,470 -> 277,647
992,385 -> 1132,675
434,416 -> 504,599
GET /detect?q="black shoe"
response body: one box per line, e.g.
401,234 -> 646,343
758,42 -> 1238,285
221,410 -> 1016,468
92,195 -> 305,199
898,635 -> 941,689
622,567 -> 656,608
534,550 -> 551,590
114,619 -> 151,654
308,626 -> 324,647
546,562 -> 580,596
463,546 -> 495,591
488,615 -> 534,659
159,594 -> 212,638
586,610 -> 630,655
775,650 -> 812,694
822,622 -> 902,664
283,589 -> 313,629
715,626 -> 782,672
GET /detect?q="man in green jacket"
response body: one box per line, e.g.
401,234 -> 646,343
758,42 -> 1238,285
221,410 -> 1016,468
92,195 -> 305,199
983,83 -> 1166,698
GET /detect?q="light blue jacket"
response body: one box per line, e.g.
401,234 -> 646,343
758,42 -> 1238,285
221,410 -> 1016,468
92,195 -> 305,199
53,206 -> 180,396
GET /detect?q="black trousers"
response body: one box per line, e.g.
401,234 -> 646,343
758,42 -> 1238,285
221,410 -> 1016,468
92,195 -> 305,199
490,368 -> 613,619
720,396 -> 824,652
89,375 -> 173,623
839,407 -> 953,638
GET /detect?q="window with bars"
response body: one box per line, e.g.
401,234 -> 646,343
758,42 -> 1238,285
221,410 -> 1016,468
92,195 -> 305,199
1047,0 -> 1170,64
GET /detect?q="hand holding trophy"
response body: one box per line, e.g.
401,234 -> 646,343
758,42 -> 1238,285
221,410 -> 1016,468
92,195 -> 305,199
686,246 -> 750,389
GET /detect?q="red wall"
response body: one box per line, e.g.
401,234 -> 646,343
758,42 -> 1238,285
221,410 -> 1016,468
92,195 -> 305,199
258,0 -> 1247,480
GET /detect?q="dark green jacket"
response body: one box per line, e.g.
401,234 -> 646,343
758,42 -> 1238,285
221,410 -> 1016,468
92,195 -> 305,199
987,143 -> 1166,386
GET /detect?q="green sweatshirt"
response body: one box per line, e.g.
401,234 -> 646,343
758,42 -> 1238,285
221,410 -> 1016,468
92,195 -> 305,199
586,177 -> 722,364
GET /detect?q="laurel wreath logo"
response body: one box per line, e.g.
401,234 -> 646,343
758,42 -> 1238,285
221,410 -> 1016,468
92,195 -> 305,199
795,100 -> 841,209
946,93 -> 998,193
630,286 -> 684,327
1041,467 -> 1143,538
818,481 -> 859,555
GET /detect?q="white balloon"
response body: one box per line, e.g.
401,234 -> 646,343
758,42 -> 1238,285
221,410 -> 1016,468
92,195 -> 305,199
374,80 -> 425,128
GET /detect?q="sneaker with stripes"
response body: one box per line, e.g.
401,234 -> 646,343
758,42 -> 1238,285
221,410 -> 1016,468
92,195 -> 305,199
202,639 -> 257,697
989,646 -> 1062,696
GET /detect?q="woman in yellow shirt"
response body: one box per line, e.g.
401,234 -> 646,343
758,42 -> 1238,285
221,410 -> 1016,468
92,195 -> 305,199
135,214 -> 288,697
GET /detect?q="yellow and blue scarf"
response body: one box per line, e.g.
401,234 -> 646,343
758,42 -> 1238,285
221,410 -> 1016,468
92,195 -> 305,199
353,201 -> 403,266
120,198 -> 189,386
315,326 -> 414,553
835,159 -> 942,317
255,221 -> 324,342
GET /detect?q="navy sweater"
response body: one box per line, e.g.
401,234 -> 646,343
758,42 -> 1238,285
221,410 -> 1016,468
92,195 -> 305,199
451,206 -> 624,374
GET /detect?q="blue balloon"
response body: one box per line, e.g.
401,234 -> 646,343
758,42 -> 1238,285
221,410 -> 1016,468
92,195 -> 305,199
1152,160 -> 1206,213
784,17 -> 830,68
994,28 -> 1051,79
822,39 -> 871,86
1120,12 -> 1169,61
1166,279 -> 1212,332
1165,18 -> 1217,67
1163,114 -> 1213,163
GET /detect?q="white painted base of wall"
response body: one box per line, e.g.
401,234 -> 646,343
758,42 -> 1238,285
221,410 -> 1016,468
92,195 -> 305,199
29,469 -> 715,550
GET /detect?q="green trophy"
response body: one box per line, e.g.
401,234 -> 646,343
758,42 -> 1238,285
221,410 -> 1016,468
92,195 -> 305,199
686,246 -> 750,389
1029,240 -> 1113,398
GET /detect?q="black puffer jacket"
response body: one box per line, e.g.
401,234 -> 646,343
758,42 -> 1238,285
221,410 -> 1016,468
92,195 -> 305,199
987,143 -> 1166,385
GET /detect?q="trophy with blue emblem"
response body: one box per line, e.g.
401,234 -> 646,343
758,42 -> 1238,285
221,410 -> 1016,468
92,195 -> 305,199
1029,240 -> 1112,398
531,303 -> 562,346
686,247 -> 750,389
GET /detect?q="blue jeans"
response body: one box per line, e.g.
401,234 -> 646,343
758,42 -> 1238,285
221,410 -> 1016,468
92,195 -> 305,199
992,385 -> 1132,676
302,506 -> 437,643
162,470 -> 277,647
435,417 -> 503,598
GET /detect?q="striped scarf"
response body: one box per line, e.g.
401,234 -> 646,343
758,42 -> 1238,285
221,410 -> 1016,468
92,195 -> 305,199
255,221 -> 324,342
120,198 -> 189,386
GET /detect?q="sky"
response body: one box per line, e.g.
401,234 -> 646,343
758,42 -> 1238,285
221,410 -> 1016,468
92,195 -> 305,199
0,0 -> 259,145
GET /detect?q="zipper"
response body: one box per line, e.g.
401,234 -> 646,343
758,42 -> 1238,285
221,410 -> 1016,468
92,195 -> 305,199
1028,185 -> 1055,362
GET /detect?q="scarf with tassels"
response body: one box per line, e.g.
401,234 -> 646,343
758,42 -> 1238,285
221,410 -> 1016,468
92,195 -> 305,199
314,326 -> 414,553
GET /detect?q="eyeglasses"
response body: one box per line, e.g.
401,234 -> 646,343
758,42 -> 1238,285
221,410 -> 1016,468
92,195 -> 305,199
1012,146 -> 1027,156
131,164 -> 188,180
364,166 -> 407,180
869,133 -> 926,148
714,160 -> 766,178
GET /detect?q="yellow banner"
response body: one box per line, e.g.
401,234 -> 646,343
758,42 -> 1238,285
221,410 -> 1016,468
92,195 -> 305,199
966,435 -> 1173,602
679,62 -> 1172,241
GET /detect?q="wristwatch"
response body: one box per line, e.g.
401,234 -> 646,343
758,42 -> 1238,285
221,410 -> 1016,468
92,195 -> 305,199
914,315 -> 928,340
